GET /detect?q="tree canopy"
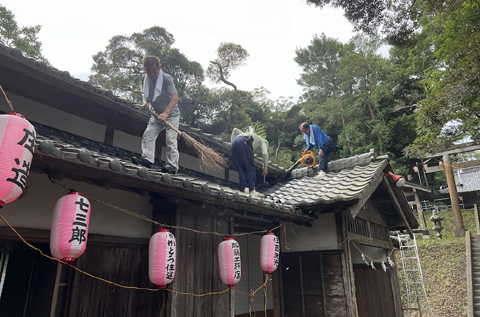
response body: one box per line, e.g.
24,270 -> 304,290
89,26 -> 204,104
206,42 -> 250,91
0,5 -> 47,62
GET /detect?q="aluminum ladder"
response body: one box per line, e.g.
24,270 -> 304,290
398,234 -> 434,316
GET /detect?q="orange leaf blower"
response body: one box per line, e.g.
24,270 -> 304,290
269,150 -> 317,186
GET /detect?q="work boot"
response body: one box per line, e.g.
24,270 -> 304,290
132,156 -> 152,168
316,170 -> 326,179
161,166 -> 177,175
250,190 -> 265,198
244,188 -> 250,194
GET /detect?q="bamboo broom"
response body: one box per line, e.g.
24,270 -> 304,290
146,107 -> 227,171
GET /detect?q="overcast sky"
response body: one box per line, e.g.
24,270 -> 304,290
2,0 -> 354,101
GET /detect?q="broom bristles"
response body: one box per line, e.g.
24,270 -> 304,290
181,133 -> 227,171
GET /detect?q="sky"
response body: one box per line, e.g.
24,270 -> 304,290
2,0 -> 355,102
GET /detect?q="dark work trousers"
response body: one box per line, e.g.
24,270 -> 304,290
231,136 -> 256,191
319,139 -> 335,172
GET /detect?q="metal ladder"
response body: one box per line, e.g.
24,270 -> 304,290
398,234 -> 434,316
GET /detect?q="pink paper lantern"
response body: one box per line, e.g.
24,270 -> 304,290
260,232 -> 280,274
218,237 -> 241,288
413,166 -> 419,173
149,229 -> 176,289
0,113 -> 36,208
50,192 -> 91,263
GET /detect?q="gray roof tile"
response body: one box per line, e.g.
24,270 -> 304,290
439,165 -> 480,193
263,160 -> 388,207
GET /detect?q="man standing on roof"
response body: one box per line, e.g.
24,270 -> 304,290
230,128 -> 269,198
132,56 -> 179,175
299,122 -> 334,178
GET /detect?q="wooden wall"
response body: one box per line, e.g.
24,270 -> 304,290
168,200 -> 233,317
280,252 -> 350,317
67,245 -> 165,317
353,265 -> 397,317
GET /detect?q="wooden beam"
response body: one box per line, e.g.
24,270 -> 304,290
0,226 -> 148,246
425,165 -> 445,173
382,178 -> 414,236
355,208 -> 388,227
426,160 -> 480,174
104,126 -> 114,146
444,154 -> 465,237
451,159 -> 480,169
413,189 -> 428,236
424,141 -> 480,158
346,232 -> 391,249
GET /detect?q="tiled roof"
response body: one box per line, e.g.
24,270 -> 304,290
439,165 -> 480,193
33,124 -> 303,217
0,45 -> 284,173
32,121 -> 391,218
264,159 -> 389,208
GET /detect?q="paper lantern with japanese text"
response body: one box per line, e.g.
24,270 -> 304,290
260,232 -> 280,274
50,192 -> 91,263
218,237 -> 241,288
149,229 -> 176,289
0,113 -> 36,208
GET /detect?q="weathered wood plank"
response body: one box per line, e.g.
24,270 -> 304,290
66,245 -> 164,317
171,212 -> 196,317
212,218 -> 231,317
346,232 -> 391,249
193,215 -> 213,317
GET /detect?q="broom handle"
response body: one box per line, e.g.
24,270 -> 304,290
146,107 -> 182,135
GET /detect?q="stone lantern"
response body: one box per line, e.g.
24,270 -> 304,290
430,208 -> 444,239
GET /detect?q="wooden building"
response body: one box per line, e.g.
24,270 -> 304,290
0,45 -> 417,317
439,165 -> 480,209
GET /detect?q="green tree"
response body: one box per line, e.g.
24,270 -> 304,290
405,0 -> 480,157
89,26 -> 204,105
0,5 -> 47,62
295,33 -> 355,156
295,32 -> 419,174
303,0 -> 420,45
207,42 -> 249,91
204,88 -> 255,138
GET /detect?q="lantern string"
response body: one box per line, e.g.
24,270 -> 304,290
282,224 -> 290,250
234,273 -> 271,316
263,279 -> 268,316
0,85 -> 14,112
0,214 -> 275,298
39,167 -> 289,237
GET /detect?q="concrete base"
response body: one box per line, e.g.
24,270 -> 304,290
421,229 -> 430,239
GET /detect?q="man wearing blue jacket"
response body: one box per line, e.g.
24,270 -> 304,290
299,122 -> 334,178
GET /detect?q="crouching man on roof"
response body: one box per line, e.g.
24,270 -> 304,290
132,56 -> 179,175
230,128 -> 269,198
299,122 -> 334,178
